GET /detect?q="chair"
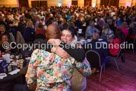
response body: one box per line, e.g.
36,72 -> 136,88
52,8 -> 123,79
86,50 -> 121,82
9,32 -> 15,42
108,49 -> 122,71
16,31 -> 25,44
86,50 -> 105,82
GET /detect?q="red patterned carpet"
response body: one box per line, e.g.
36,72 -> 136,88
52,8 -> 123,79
86,51 -> 136,91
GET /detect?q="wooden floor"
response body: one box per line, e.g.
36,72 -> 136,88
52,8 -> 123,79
86,51 -> 136,91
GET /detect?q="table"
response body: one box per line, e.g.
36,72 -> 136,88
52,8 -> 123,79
0,72 -> 25,91
0,73 -> 20,91
0,56 -> 30,91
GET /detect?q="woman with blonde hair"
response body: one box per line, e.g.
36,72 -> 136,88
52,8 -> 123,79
23,20 -> 35,43
101,23 -> 114,40
26,24 -> 91,91
26,19 -> 34,28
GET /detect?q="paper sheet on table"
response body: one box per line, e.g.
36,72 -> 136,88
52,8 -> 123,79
101,42 -> 107,45
8,69 -> 20,75
0,73 -> 7,79
98,39 -> 103,41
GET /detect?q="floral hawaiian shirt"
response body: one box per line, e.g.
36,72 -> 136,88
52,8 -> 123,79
26,49 -> 91,91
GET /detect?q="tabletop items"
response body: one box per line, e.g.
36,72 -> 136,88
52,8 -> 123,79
0,53 -> 30,74
0,53 -> 30,80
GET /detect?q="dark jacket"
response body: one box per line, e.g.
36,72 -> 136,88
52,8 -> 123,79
23,27 -> 35,43
18,22 -> 26,35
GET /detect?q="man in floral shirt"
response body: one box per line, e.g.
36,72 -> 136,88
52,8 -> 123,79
26,49 -> 91,91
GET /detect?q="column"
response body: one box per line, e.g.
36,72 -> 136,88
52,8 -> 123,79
78,0 -> 84,7
28,0 -> 32,8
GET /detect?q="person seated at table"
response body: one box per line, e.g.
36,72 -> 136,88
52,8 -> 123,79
23,20 -> 35,43
17,17 -> 26,35
0,34 -> 14,53
83,33 -> 109,72
117,16 -> 122,27
0,16 -> 8,31
108,19 -> 117,33
35,22 -> 46,36
6,14 -> 17,37
85,21 -> 99,39
78,35 -> 87,45
25,24 -> 91,91
0,24 -> 9,40
117,22 -> 129,39
61,27 -> 91,91
109,28 -> 125,57
129,22 -> 136,43
101,23 -> 114,41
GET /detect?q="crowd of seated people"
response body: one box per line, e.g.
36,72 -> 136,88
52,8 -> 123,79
0,5 -> 136,91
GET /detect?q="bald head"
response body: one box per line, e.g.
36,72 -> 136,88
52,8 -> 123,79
46,24 -> 61,40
